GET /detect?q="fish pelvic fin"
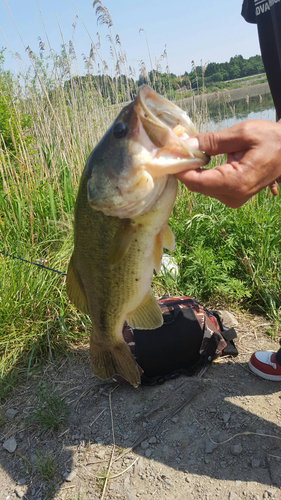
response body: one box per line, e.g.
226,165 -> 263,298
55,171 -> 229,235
66,256 -> 89,315
163,224 -> 175,251
127,290 -> 163,330
153,225 -> 175,273
153,231 -> 163,273
90,340 -> 141,388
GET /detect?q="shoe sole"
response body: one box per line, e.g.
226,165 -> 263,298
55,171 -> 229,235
248,360 -> 281,381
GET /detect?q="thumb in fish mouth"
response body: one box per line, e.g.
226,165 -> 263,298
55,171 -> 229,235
183,137 -> 200,149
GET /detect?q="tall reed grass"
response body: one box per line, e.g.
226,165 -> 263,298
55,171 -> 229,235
0,1 -> 280,398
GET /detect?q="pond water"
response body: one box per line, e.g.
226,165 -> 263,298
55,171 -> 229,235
205,92 -> 275,131
182,91 -> 276,132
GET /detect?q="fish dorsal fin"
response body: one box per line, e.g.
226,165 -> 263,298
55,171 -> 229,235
127,290 -> 163,329
109,221 -> 136,267
153,231 -> 163,273
66,256 -> 89,315
163,224 -> 175,251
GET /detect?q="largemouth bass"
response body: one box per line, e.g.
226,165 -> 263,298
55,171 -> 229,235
66,85 -> 209,387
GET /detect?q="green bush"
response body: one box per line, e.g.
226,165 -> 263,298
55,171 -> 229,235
0,50 -> 33,154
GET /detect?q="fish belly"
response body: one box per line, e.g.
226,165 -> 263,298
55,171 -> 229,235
67,175 -> 177,386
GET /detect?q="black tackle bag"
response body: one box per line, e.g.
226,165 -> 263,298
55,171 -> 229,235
121,296 -> 238,386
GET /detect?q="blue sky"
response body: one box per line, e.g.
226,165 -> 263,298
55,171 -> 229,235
0,0 -> 260,77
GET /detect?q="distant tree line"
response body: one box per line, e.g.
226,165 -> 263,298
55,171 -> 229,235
62,54 -> 265,105
203,54 -> 264,82
138,54 -> 265,94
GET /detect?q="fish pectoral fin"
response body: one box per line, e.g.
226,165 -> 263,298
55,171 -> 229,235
153,231 -> 163,273
109,221 -> 136,267
163,224 -> 175,251
90,341 -> 141,388
66,256 -> 89,315
127,291 -> 163,330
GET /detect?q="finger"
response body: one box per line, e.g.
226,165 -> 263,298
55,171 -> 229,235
184,122 -> 254,156
176,166 -> 250,207
269,182 -> 278,196
209,194 -> 250,208
176,163 -> 242,196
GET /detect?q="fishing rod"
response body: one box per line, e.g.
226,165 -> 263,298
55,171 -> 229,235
0,250 -> 67,276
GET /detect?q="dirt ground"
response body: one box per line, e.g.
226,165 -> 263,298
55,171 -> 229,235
1,311 -> 281,500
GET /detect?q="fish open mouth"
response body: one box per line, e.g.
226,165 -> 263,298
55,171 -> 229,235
135,85 -> 210,176
87,85 -> 210,220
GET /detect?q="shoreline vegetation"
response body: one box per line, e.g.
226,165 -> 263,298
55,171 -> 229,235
0,1 -> 280,398
178,80 -> 270,107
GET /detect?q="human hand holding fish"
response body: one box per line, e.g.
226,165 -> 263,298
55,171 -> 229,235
66,86 -> 209,387
175,119 -> 281,207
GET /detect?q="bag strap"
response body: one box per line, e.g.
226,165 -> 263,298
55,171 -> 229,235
221,327 -> 237,341
211,311 -> 239,357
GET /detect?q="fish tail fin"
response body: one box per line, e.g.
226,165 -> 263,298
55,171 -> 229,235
90,340 -> 141,388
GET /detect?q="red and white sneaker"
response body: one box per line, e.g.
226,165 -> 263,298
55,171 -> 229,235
249,351 -> 281,381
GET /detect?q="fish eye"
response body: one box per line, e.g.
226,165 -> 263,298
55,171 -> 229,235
113,122 -> 127,139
